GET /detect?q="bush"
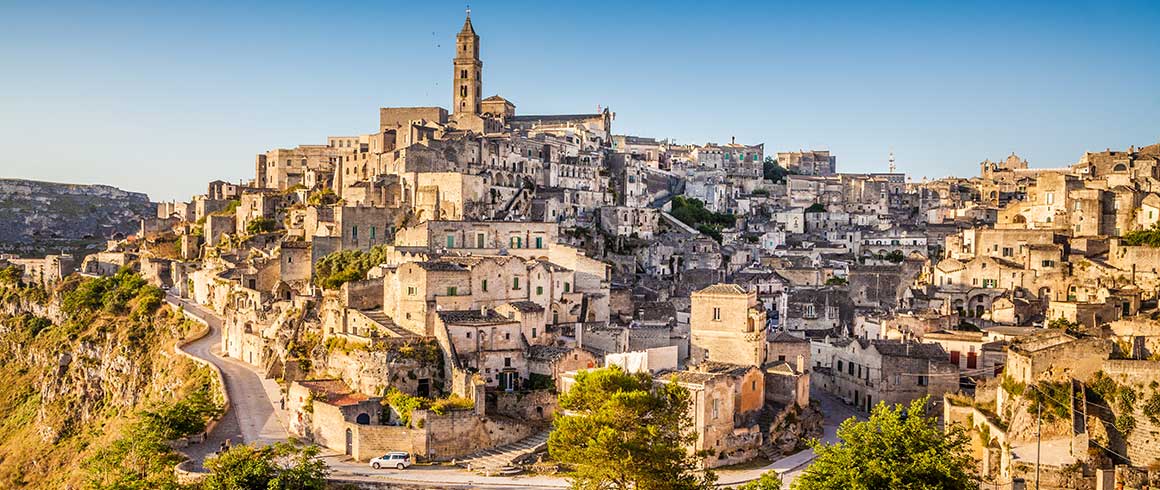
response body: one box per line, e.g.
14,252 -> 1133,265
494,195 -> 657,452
138,386 -> 222,440
670,196 -> 735,243
1123,223 -> 1160,247
246,217 -> 276,235
314,244 -> 393,289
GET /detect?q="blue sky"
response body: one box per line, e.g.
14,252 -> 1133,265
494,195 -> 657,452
1,0 -> 1158,201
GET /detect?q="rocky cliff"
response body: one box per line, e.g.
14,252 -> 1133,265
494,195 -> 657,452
0,179 -> 153,258
0,273 -> 214,489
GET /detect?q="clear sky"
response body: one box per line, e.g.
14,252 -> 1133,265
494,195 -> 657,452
2,0 -> 1158,201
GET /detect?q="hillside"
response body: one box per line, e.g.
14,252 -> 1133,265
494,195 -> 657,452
0,179 -> 153,258
0,268 -> 220,489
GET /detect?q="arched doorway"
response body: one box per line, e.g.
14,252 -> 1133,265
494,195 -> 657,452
356,413 -> 370,425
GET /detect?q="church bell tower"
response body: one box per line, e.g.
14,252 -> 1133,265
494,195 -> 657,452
453,9 -> 482,115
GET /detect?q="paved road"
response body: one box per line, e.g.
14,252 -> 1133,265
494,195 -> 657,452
776,389 -> 864,486
170,294 -> 288,469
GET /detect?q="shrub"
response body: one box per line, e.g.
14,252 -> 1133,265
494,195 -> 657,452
245,217 -> 276,235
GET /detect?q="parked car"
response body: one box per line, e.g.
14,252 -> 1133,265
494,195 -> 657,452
370,451 -> 411,470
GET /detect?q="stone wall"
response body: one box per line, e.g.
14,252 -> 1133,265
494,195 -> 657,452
349,423 -> 424,463
415,409 -> 539,461
493,389 -> 558,422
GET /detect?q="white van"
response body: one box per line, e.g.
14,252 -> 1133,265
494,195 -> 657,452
370,451 -> 411,470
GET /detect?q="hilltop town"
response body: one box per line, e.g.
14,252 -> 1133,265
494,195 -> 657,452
5,11 -> 1160,490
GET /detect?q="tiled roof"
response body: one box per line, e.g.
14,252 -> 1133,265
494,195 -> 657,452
696,283 -> 747,295
506,301 -> 545,313
527,344 -> 572,362
438,309 -> 516,326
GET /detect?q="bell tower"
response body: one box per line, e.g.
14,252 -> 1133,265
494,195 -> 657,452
453,8 -> 482,115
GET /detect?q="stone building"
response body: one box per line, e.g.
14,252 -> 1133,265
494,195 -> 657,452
689,284 -> 768,366
813,338 -> 959,413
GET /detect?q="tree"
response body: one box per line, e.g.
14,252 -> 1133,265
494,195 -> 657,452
793,397 -> 977,490
201,442 -> 329,490
763,157 -> 789,183
548,366 -> 716,490
736,471 -> 783,490
245,217 -> 276,235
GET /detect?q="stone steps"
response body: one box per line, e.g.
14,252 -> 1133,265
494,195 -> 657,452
455,430 -> 550,475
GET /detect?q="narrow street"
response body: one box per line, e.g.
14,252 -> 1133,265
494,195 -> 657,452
169,294 -> 288,469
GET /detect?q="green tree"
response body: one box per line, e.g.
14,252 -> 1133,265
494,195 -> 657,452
548,366 -> 716,490
736,471 -> 783,490
85,410 -> 187,490
763,157 -> 789,183
793,397 -> 977,490
201,442 -> 329,490
245,217 -> 276,235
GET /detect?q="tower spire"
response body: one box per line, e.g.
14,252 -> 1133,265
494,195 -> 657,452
453,8 -> 482,115
888,150 -> 896,174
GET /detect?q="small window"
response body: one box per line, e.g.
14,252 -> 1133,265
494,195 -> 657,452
918,375 -> 928,386
536,286 -> 543,295
531,328 -> 537,338
513,277 -> 520,290
447,286 -> 457,296
564,282 -> 571,293
482,279 -> 488,292
712,307 -> 721,321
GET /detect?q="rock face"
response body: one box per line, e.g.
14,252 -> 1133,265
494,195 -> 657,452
0,179 -> 152,257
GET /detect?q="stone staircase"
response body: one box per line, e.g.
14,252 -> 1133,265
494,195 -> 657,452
455,430 -> 549,476
358,309 -> 419,338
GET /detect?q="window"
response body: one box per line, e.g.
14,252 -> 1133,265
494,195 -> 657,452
1041,260 -> 1055,267
536,286 -> 543,295
711,399 -> 719,419
712,307 -> 721,321
351,226 -> 358,241
481,279 -> 488,292
513,277 -> 520,290
1045,192 -> 1054,205
917,375 -> 928,386
466,331 -> 471,339
446,234 -> 455,248
531,328 -> 537,338
564,282 -> 571,293
837,360 -> 844,371
476,233 -> 486,248
447,286 -> 457,296
407,287 -> 416,296
1001,247 -> 1013,257
894,374 -> 901,385
535,236 -> 543,249
504,357 -> 512,367
504,332 -> 510,340
460,85 -> 467,97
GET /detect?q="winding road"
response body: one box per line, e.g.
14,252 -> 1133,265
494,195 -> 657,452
169,294 -> 288,469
